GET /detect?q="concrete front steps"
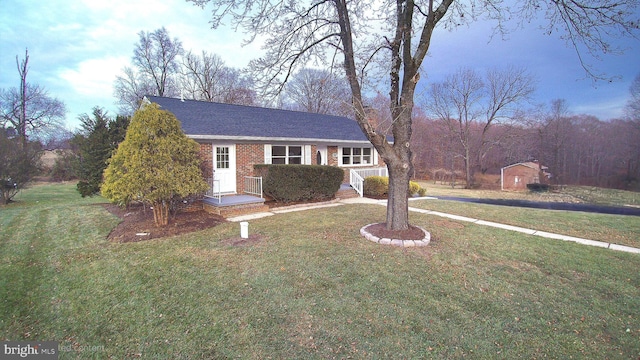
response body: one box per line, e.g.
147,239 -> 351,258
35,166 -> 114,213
202,195 -> 269,218
336,184 -> 359,199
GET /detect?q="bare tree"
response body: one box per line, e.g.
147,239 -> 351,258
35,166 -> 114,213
133,27 -> 184,97
113,67 -> 156,115
425,67 -> 534,187
188,0 -> 639,231
539,99 -> 570,184
283,68 -> 352,116
626,73 -> 640,126
0,49 -> 66,147
610,119 -> 640,188
180,51 -> 227,101
114,28 -> 183,114
180,51 -> 258,105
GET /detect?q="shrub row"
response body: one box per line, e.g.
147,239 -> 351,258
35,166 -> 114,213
363,176 -> 426,197
255,164 -> 344,203
526,183 -> 550,192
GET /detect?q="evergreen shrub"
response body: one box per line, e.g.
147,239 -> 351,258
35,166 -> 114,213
363,176 -> 388,197
255,164 -> 343,203
363,176 -> 426,197
526,183 -> 550,192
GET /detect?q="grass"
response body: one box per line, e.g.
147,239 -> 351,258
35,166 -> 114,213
1,183 -> 639,359
563,186 -> 640,207
409,199 -> 640,249
417,181 -> 640,207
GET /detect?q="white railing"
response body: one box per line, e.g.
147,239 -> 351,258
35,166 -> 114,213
350,170 -> 365,197
205,177 -> 221,201
352,167 -> 388,179
349,167 -> 388,197
244,176 -> 263,198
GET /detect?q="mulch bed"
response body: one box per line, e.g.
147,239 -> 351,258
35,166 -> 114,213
365,223 -> 427,241
103,203 -> 226,243
103,196 -> 423,243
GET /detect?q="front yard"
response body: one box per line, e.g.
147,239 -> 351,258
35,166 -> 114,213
1,184 -> 639,358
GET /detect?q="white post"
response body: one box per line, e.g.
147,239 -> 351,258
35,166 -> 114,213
240,222 -> 249,239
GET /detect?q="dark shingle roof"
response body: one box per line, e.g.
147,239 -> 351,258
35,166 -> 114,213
145,96 -> 370,143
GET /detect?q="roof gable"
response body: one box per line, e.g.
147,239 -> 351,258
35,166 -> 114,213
145,96 -> 371,143
502,162 -> 548,171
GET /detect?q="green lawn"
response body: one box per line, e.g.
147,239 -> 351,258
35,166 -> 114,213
417,182 -> 640,207
563,186 -> 640,207
410,199 -> 640,249
1,184 -> 639,359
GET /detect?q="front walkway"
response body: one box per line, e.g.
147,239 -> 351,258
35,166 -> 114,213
226,197 -> 640,254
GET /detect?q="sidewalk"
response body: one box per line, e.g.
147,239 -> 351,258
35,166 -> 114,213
227,196 -> 640,254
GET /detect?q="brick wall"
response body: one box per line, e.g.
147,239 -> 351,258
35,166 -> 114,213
200,142 -> 386,191
328,146 -> 339,166
503,165 -> 539,191
236,144 -> 264,193
199,143 -> 213,178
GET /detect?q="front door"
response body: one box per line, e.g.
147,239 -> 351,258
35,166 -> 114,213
213,145 -> 236,194
317,145 -> 328,165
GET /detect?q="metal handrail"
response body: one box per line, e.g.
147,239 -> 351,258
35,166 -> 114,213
205,177 -> 221,201
244,176 -> 263,198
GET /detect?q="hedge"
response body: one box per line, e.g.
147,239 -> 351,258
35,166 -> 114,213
254,164 -> 344,203
363,176 -> 389,197
526,183 -> 550,192
363,176 -> 426,197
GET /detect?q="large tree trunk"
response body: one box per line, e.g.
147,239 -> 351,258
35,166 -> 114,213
464,146 -> 472,188
386,162 -> 411,231
381,104 -> 414,231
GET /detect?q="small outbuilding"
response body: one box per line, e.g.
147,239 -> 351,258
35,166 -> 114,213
501,161 -> 551,191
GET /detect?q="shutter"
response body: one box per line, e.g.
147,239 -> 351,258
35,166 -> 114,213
264,144 -> 272,164
304,145 -> 312,165
373,147 -> 379,165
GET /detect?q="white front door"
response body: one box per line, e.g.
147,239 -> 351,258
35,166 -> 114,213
317,145 -> 328,165
213,145 -> 236,194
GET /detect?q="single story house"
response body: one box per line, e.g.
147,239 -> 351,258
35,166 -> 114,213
143,96 -> 387,200
501,161 -> 551,191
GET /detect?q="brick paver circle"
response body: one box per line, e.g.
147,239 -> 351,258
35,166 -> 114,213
360,223 -> 431,247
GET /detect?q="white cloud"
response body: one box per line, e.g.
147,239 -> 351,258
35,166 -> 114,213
2,0 -> 638,129
58,57 -> 129,97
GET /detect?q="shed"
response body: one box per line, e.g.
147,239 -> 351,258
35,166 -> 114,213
501,162 -> 550,191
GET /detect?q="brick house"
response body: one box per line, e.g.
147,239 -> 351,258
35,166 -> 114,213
144,96 -> 386,201
501,161 -> 551,191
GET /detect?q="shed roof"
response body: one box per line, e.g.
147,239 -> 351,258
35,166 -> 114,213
145,96 -> 372,144
502,162 -> 548,171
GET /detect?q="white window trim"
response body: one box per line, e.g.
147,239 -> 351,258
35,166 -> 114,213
339,146 -> 378,166
264,144 -> 310,165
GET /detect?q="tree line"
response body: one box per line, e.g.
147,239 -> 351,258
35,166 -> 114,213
412,98 -> 640,190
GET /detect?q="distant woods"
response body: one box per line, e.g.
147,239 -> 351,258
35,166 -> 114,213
412,98 -> 640,190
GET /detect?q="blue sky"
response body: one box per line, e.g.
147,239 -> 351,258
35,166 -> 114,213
1,0 -> 638,130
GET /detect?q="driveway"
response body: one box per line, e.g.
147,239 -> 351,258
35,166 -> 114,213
435,196 -> 640,216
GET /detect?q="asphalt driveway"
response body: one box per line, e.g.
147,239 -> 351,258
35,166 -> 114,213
435,196 -> 640,216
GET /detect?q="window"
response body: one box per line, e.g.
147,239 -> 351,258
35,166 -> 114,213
342,147 -> 372,165
216,147 -> 230,169
272,145 -> 302,164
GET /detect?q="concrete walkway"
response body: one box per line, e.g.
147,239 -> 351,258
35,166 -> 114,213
227,197 -> 640,254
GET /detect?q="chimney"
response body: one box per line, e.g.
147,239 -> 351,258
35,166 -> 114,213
363,105 -> 379,131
